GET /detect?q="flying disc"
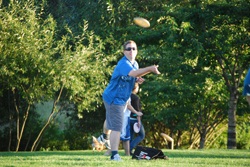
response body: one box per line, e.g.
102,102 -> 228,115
133,123 -> 140,133
133,17 -> 150,28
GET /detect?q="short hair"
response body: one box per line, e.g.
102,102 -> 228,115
123,40 -> 137,50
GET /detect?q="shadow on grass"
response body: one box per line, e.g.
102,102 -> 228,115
1,149 -> 249,160
0,150 -> 104,157
163,149 -> 250,159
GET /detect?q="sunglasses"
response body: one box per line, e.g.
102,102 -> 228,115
125,47 -> 137,51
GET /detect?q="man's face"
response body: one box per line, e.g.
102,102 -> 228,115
123,43 -> 137,61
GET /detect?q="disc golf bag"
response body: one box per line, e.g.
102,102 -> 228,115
132,145 -> 168,160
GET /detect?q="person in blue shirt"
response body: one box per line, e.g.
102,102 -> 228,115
243,69 -> 250,106
102,40 -> 160,161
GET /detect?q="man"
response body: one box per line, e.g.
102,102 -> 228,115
243,69 -> 250,106
101,40 -> 160,161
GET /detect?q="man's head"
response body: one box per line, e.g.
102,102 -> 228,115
123,40 -> 138,62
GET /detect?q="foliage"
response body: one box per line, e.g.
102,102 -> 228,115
0,0 -> 60,151
139,0 -> 250,149
0,0 -> 113,151
39,123 -> 69,151
236,115 -> 250,149
208,115 -> 250,149
0,0 -> 57,101
0,0 -> 250,151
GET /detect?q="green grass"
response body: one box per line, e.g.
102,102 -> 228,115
0,149 -> 249,167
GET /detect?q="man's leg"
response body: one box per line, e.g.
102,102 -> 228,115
102,120 -> 111,139
98,120 -> 111,150
104,101 -> 125,161
110,130 -> 121,160
110,131 -> 120,150
122,140 -> 130,156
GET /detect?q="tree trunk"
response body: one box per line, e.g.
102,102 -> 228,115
31,102 -> 64,151
8,113 -> 13,152
24,133 -> 32,151
31,85 -> 64,151
15,104 -> 30,152
31,110 -> 56,151
199,131 -> 206,149
227,92 -> 237,149
216,56 -> 239,149
189,130 -> 200,149
13,89 -> 20,152
176,130 -> 182,149
34,135 -> 43,151
8,89 -> 13,151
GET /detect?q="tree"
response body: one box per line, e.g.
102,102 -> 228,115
0,0 -> 111,151
136,0 -> 249,149
203,1 -> 250,148
1,0 -> 249,151
30,28 -> 111,151
0,0 -> 59,151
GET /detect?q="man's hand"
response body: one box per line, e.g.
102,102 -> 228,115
151,65 -> 161,74
136,77 -> 145,84
136,111 -> 143,117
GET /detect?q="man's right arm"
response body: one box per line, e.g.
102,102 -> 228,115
128,65 -> 160,77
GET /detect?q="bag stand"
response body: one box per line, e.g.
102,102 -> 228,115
160,133 -> 174,150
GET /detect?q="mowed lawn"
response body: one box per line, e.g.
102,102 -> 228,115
0,149 -> 249,167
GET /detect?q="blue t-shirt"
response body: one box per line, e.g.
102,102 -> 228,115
244,69 -> 250,85
103,56 -> 139,105
243,69 -> 250,95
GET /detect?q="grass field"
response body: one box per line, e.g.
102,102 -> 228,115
0,149 -> 249,167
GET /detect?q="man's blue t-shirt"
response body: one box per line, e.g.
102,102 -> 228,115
103,56 -> 139,105
243,69 -> 250,95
